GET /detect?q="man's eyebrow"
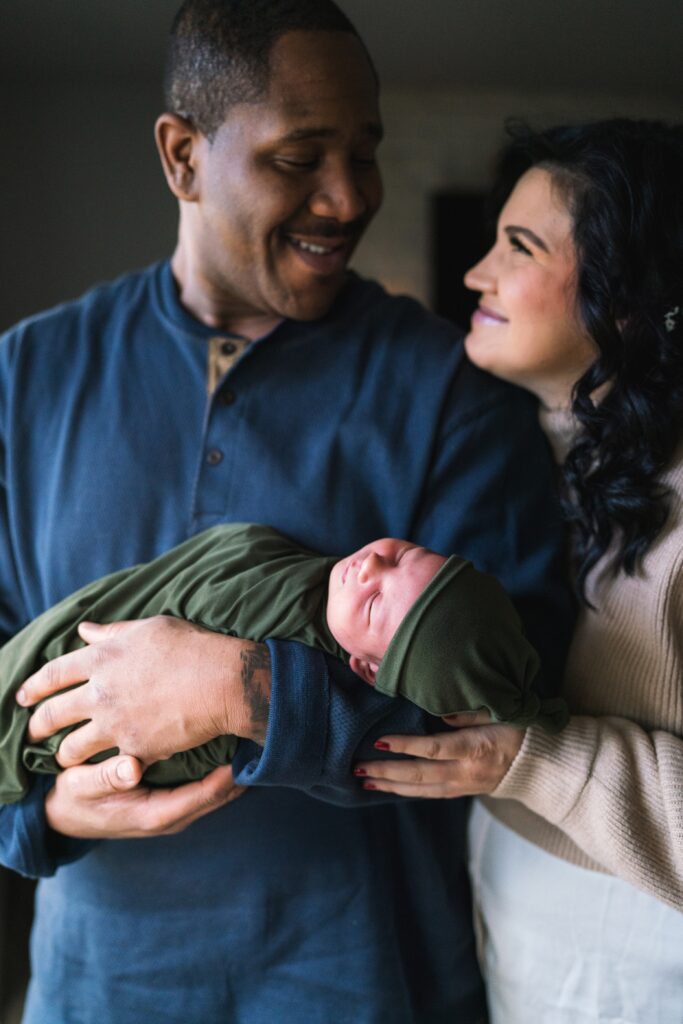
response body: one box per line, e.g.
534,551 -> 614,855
504,225 -> 550,253
278,123 -> 384,144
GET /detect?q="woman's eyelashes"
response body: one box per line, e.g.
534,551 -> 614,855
509,233 -> 533,256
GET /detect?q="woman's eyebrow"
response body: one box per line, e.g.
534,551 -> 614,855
504,225 -> 550,253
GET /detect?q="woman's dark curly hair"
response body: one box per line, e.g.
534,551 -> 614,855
491,119 -> 683,600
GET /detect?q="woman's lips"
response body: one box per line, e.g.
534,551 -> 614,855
472,304 -> 509,326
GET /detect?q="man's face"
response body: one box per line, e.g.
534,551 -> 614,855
327,539 -> 447,665
188,30 -> 383,328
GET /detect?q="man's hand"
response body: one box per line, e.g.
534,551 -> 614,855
44,756 -> 245,839
17,617 -> 271,768
353,712 -> 524,798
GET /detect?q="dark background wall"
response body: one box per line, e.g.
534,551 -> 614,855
0,0 -> 681,330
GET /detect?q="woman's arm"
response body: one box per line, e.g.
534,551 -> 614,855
493,714 -> 683,909
356,713 -> 683,912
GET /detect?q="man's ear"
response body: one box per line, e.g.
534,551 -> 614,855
349,656 -> 379,686
154,113 -> 201,202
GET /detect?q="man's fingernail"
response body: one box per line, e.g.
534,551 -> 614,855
374,740 -> 391,751
116,760 -> 135,782
353,767 -> 367,777
16,688 -> 26,705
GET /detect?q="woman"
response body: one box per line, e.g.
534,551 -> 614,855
355,119 -> 683,1022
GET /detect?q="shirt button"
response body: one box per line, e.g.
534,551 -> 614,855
206,448 -> 224,466
218,389 -> 236,406
221,340 -> 237,356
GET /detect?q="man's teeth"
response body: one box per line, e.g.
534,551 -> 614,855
290,238 -> 334,255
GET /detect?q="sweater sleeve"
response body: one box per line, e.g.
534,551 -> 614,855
491,412 -> 683,911
493,716 -> 683,910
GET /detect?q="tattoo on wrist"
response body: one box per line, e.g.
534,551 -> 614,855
240,644 -> 271,744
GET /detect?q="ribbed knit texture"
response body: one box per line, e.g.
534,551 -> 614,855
484,408 -> 683,911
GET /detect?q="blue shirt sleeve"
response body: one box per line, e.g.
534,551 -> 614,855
0,335 -> 95,877
234,364 -> 576,803
0,778 -> 53,877
233,639 -> 441,806
0,776 -> 95,877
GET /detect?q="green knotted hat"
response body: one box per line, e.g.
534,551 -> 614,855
373,555 -> 568,731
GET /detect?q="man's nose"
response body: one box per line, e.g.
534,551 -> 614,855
308,165 -> 367,224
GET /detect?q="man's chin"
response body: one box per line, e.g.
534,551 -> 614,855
277,274 -> 348,322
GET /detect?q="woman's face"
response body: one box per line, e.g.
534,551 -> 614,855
464,167 -> 597,409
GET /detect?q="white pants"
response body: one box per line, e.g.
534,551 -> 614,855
468,801 -> 683,1024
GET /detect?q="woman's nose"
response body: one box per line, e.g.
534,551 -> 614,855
464,248 -> 496,293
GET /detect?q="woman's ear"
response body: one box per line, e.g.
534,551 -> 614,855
349,656 -> 379,686
154,113 -> 201,201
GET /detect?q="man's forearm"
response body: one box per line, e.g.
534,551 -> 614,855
239,642 -> 271,745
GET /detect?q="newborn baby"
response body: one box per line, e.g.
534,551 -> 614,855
0,523 -> 566,803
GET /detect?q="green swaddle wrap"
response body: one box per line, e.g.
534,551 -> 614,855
0,522 -> 567,805
0,524 -> 340,803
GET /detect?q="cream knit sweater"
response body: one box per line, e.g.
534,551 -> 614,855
484,408 -> 683,912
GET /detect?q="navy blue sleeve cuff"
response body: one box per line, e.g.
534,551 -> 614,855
232,639 -> 441,806
232,638 -> 330,788
0,776 -> 95,879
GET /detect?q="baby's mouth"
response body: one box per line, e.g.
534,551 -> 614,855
342,558 -> 359,585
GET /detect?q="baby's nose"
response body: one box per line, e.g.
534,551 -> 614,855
358,551 -> 382,583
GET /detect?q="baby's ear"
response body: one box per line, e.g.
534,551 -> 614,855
349,656 -> 379,686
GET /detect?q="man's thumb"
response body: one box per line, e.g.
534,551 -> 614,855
105,756 -> 143,790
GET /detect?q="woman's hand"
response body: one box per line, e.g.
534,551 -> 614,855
16,616 -> 271,768
354,711 -> 525,798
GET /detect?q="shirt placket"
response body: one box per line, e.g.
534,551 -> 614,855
195,334 -> 252,517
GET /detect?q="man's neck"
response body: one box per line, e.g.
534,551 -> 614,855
171,249 -> 282,341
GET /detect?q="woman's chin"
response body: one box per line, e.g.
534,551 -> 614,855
464,337 -> 527,393
464,332 -> 497,375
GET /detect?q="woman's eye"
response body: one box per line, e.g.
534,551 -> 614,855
509,234 -> 532,256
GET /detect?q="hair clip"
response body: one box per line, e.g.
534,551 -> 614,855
664,307 -> 680,333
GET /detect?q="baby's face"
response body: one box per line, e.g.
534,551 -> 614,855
327,538 -> 446,665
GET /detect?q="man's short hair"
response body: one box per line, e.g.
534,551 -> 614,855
165,0 -> 373,140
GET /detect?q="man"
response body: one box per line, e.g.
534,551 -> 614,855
0,2 -> 573,1021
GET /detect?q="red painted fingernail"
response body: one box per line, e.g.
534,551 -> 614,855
363,782 -> 377,790
353,767 -> 367,776
374,740 -> 391,751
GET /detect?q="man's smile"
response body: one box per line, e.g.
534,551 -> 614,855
283,231 -> 353,274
